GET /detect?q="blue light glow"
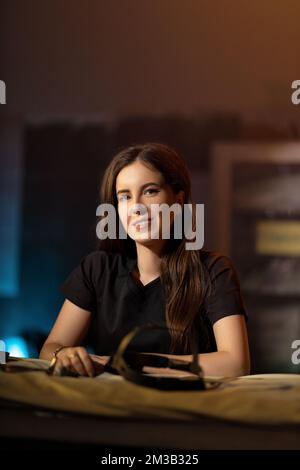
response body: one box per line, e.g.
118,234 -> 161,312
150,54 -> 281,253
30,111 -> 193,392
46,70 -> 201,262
4,336 -> 29,358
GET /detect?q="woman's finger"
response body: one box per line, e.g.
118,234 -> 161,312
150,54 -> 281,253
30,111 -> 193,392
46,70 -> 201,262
76,348 -> 95,377
53,357 -> 69,376
90,355 -> 110,365
69,354 -> 87,376
61,357 -> 73,374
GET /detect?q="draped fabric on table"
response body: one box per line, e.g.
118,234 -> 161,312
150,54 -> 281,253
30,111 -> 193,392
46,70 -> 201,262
1,358 -> 300,425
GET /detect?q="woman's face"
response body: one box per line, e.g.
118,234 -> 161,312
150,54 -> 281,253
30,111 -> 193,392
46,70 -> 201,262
116,160 -> 184,246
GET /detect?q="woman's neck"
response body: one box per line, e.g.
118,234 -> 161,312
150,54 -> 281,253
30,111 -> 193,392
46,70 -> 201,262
135,243 -> 164,281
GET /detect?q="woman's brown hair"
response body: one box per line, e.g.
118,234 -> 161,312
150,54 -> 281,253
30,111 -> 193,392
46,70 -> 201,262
97,142 -> 212,354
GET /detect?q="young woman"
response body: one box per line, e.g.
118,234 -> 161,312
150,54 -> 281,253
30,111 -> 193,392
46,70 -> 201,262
40,143 -> 250,378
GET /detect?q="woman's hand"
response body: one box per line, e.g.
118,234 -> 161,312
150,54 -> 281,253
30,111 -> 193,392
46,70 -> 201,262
89,354 -> 111,365
51,347 -> 109,377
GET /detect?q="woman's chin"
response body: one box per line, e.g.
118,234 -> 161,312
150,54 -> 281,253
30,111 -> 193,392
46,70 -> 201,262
131,235 -> 157,245
128,226 -> 158,239
128,230 -> 163,246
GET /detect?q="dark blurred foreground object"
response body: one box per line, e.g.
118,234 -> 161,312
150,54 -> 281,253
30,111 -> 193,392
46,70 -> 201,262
100,323 -> 222,391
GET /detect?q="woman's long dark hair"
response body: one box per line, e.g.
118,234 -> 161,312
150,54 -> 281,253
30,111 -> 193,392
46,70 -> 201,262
97,142 -> 212,354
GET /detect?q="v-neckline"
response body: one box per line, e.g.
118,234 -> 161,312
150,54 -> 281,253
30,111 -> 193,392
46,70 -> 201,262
131,269 -> 161,288
126,257 -> 161,291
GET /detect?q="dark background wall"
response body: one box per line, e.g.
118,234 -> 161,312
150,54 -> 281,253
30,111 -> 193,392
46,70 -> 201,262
1,0 -> 300,120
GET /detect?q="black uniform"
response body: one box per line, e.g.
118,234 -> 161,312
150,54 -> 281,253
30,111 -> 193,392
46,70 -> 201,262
60,249 -> 248,355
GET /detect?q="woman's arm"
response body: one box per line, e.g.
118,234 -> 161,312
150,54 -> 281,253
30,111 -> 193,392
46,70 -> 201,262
40,299 -> 92,358
143,315 -> 250,378
204,314 -> 250,376
39,299 -> 96,376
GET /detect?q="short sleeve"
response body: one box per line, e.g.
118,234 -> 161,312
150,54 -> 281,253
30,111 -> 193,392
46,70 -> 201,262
59,253 -> 97,312
203,254 -> 248,326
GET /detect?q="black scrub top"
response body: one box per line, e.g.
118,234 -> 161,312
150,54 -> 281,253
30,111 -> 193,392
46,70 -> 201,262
59,249 -> 248,355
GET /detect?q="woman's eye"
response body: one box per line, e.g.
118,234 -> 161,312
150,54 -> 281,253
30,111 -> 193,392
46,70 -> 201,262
144,188 -> 159,195
118,194 -> 129,202
118,189 -> 159,201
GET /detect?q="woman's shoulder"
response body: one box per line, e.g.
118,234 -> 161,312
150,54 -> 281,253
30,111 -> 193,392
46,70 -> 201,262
199,249 -> 248,324
80,249 -> 124,267
200,248 -> 232,265
199,249 -> 238,278
78,249 -> 129,277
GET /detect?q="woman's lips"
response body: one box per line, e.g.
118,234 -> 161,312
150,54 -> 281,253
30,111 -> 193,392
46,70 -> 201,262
131,218 -> 152,227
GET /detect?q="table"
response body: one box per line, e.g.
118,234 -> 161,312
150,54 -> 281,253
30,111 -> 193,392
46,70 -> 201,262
1,358 -> 300,452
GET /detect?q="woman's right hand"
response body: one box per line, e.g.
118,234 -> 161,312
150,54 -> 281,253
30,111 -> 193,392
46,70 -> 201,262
51,346 -> 100,377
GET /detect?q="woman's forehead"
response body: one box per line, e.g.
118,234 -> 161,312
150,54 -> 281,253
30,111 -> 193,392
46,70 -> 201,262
116,161 -> 163,188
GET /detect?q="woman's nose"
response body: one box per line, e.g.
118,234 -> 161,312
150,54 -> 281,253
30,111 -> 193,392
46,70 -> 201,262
129,202 -> 148,217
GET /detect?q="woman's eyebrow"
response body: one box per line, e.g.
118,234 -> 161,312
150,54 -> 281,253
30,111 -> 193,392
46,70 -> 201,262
116,182 -> 161,195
